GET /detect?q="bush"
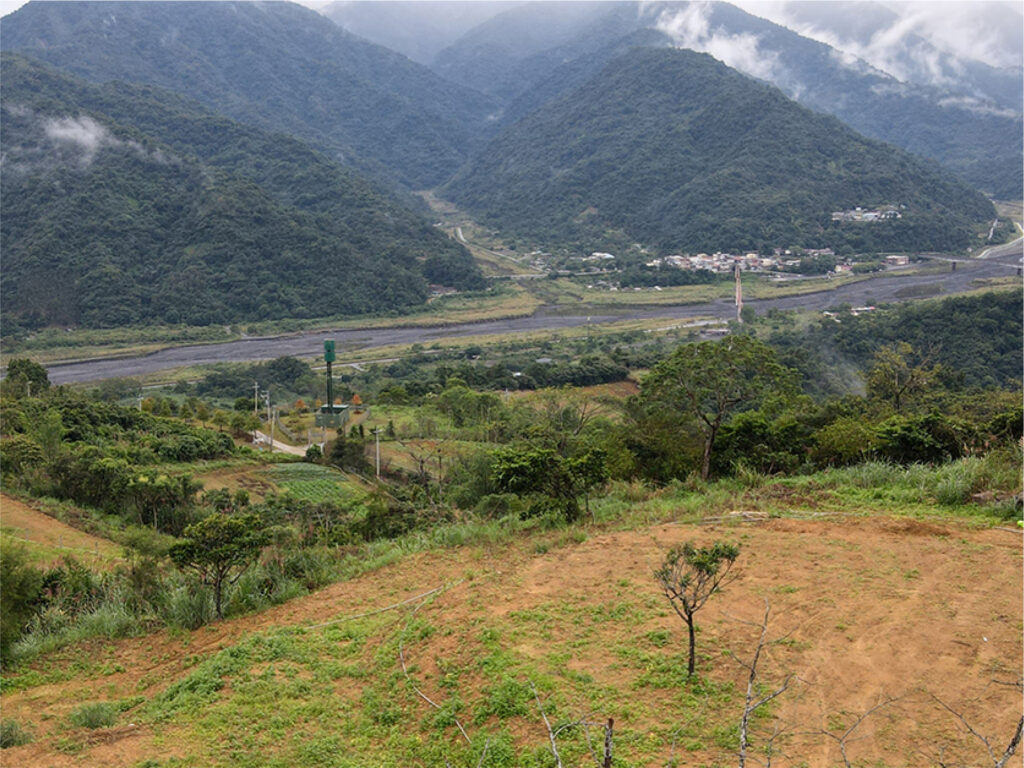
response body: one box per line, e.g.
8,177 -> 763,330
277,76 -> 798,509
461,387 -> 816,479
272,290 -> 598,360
68,702 -> 119,730
0,542 -> 43,663
0,719 -> 31,748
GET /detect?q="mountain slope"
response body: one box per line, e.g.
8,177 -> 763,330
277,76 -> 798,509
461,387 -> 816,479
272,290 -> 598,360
433,1 -> 1021,197
0,54 -> 482,330
444,48 -> 996,254
319,0 -> 514,65
0,0 -> 498,189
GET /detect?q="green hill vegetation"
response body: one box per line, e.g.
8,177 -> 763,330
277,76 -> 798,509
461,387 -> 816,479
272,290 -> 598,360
0,288 -> 1020,765
0,54 -> 483,330
446,48 -> 995,255
0,0 -> 497,189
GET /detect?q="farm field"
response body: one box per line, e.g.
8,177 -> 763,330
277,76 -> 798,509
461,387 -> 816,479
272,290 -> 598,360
1,508 -> 1019,767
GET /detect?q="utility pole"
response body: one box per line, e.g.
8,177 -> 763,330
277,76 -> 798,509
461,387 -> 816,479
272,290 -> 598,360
263,390 -> 272,449
734,261 -> 743,323
372,427 -> 382,479
253,381 -> 260,413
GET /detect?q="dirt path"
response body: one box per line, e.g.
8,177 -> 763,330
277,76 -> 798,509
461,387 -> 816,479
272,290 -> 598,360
2,514 -> 1020,766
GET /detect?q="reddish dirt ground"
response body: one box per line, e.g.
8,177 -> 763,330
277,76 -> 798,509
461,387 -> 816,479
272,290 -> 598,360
3,514 -> 1021,766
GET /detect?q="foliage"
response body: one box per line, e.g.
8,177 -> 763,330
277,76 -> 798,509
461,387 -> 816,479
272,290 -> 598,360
0,358 -> 50,397
655,541 -> 741,677
867,342 -> 941,412
491,446 -> 607,522
0,719 -> 31,748
67,702 -> 120,730
0,54 -> 483,330
0,543 -> 44,664
640,335 -> 798,480
446,48 -> 994,254
169,513 -> 271,619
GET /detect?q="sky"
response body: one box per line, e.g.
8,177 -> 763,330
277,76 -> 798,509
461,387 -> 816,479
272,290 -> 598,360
1,0 -> 1021,71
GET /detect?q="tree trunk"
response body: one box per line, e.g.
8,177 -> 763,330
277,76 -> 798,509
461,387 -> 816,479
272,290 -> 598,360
701,438 -> 713,481
686,615 -> 696,677
214,578 -> 224,619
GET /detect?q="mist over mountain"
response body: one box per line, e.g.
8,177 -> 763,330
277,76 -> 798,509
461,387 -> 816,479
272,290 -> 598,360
444,48 -> 996,254
319,0 -> 515,65
0,54 -> 483,330
430,0 -> 1021,197
0,0 -> 498,189
741,0 -> 1023,108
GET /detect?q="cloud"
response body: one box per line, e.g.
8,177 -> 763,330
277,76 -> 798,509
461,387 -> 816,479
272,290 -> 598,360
44,116 -> 112,165
733,0 -> 1022,92
656,2 -> 783,84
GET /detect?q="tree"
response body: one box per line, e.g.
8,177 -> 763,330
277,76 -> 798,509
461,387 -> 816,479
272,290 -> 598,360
169,513 -> 269,619
0,542 -> 43,663
1,358 -> 49,397
492,447 -> 584,521
866,341 -> 940,412
655,540 -> 740,677
641,335 -> 797,480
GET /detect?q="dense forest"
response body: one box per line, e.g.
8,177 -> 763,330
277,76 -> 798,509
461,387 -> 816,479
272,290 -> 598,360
0,55 -> 484,330
0,1 -> 497,188
446,49 -> 995,255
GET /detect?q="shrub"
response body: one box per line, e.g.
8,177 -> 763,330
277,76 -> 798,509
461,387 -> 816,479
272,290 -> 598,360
0,542 -> 43,663
0,719 -> 31,748
68,702 -> 118,730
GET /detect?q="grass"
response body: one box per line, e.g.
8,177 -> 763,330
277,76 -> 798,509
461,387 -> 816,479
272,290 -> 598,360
264,463 -> 359,505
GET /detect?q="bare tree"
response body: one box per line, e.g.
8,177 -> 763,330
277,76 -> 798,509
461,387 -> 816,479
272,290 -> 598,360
818,695 -> 900,767
929,681 -> 1023,768
729,602 -> 793,768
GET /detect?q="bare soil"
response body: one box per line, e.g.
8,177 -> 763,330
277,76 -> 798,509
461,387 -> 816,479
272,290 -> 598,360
3,514 -> 1021,766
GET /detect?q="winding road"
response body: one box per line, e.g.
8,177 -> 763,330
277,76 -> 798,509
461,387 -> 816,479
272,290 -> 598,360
46,247 -> 1022,385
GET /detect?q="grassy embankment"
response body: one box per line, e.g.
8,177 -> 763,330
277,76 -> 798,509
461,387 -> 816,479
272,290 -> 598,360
1,447 -> 1020,767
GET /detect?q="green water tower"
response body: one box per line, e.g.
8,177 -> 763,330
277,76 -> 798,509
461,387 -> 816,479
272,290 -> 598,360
315,339 -> 348,428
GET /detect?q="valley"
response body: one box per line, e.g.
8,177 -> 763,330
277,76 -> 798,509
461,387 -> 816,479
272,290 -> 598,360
0,2 -> 1020,766
41,248 -> 1022,385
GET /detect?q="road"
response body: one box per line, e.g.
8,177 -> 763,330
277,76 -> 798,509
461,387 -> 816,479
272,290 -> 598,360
46,252 -> 1021,385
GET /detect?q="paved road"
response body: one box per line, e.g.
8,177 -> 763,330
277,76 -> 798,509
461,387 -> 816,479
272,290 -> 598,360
47,253 -> 1021,385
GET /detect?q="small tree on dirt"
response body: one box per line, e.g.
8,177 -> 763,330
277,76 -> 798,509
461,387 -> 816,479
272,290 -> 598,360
655,541 -> 740,677
169,513 -> 269,619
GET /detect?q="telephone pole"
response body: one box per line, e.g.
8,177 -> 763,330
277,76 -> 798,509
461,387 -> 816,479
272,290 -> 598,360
734,261 -> 743,323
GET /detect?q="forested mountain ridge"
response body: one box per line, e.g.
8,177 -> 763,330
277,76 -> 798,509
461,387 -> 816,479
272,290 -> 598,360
0,0 -> 499,189
444,48 -> 996,254
431,0 -> 1022,197
0,54 -> 483,330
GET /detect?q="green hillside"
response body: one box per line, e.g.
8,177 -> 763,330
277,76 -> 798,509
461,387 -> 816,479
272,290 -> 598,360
0,54 -> 483,330
445,48 -> 996,254
0,0 -> 498,189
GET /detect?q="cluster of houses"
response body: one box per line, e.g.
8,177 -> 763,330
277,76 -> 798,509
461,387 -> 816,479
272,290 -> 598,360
831,206 -> 903,223
644,247 -> 840,274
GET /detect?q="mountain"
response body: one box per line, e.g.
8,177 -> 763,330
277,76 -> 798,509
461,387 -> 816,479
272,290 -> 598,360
432,1 -> 1021,198
444,48 -> 996,254
0,0 -> 498,189
749,0 -> 1023,111
319,1 -> 515,65
0,54 -> 483,330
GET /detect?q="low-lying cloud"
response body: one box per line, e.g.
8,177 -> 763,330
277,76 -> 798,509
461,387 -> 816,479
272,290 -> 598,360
656,1 -> 783,84
44,115 -> 112,164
